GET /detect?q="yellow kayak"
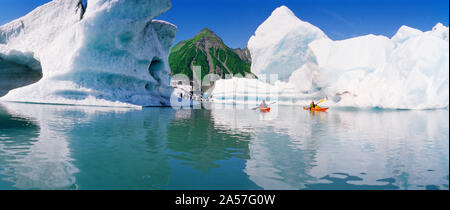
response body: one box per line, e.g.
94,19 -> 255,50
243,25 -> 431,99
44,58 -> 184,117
303,107 -> 329,111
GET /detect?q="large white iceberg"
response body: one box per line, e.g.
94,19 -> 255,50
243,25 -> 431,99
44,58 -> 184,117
248,6 -> 327,83
0,0 -> 177,107
213,6 -> 449,109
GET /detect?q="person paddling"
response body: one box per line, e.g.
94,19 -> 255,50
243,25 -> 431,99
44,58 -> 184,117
304,99 -> 328,111
259,100 -> 268,108
310,100 -> 318,109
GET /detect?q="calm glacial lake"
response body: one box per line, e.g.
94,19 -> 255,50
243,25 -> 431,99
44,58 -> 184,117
0,102 -> 448,190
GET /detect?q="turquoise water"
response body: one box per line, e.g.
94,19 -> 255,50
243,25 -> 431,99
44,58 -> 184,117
0,102 -> 448,190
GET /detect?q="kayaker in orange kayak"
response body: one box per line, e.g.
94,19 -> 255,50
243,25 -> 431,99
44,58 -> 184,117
260,100 -> 268,108
310,100 -> 317,109
258,100 -> 271,111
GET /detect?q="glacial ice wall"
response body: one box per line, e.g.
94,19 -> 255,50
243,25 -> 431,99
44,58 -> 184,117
0,0 -> 177,107
214,6 -> 449,109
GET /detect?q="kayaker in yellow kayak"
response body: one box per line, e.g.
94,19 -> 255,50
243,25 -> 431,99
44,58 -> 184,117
310,100 -> 318,109
304,99 -> 328,111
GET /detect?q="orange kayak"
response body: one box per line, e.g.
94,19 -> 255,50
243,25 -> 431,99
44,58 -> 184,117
259,107 -> 271,112
303,107 -> 328,112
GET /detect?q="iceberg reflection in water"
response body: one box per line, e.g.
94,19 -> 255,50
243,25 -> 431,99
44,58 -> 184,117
0,102 -> 448,190
211,105 -> 449,190
0,102 -> 79,189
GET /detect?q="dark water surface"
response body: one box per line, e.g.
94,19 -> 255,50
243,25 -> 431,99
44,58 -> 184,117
0,102 -> 448,190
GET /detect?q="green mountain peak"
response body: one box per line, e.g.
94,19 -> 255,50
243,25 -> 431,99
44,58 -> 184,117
199,27 -> 214,34
169,28 -> 253,81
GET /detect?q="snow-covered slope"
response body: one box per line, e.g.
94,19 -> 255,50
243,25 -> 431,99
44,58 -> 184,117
0,0 -> 177,107
213,6 -> 449,109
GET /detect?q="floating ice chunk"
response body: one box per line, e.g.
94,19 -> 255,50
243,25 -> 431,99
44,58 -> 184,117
0,0 -> 177,107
